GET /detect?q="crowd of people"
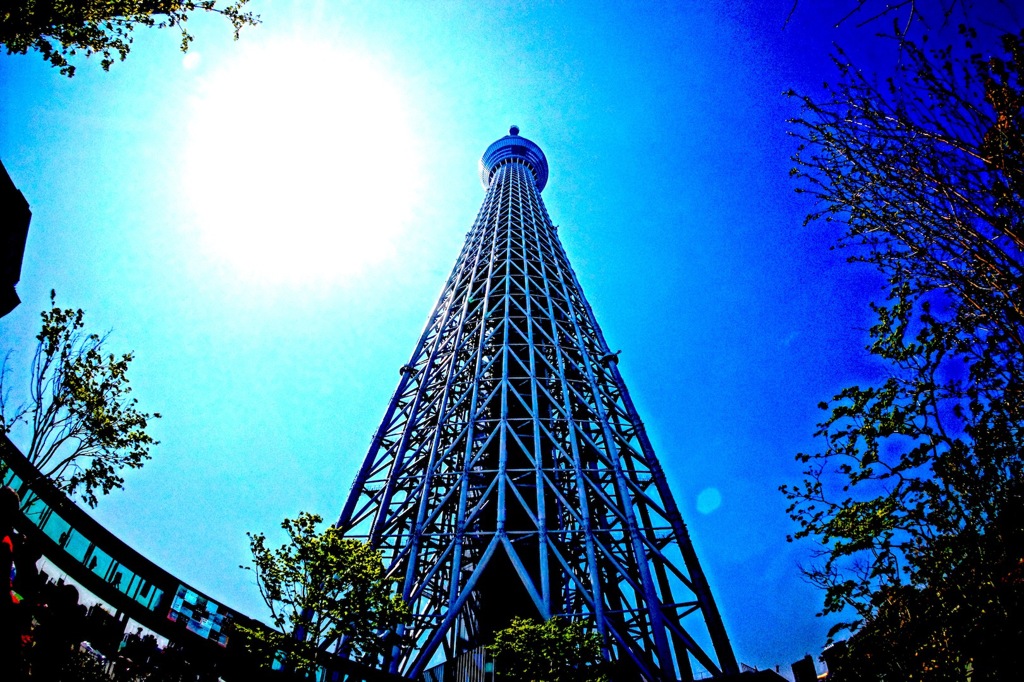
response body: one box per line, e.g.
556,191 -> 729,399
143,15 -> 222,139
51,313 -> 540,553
1,485 -> 227,681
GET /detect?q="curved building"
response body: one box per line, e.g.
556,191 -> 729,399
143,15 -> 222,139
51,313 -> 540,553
0,435 -> 400,682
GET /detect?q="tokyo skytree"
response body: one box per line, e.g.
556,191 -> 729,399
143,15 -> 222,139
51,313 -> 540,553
337,127 -> 738,681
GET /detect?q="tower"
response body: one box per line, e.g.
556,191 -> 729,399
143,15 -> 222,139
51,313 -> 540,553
337,128 -> 738,680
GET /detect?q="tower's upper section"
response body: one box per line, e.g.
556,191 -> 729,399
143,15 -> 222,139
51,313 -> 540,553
479,126 -> 549,192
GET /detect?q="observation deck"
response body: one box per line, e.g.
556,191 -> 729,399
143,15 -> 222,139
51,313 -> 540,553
479,125 -> 549,192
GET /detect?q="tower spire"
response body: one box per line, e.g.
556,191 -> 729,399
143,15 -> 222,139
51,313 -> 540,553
337,130 -> 738,680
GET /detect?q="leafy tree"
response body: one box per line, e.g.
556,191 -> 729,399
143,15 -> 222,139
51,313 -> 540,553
1,291 -> 160,508
487,616 -> 608,682
0,0 -> 259,77
240,511 -> 409,679
782,20 -> 1024,682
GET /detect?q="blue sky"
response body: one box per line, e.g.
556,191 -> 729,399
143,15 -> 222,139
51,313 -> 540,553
1,1 -> 1005,677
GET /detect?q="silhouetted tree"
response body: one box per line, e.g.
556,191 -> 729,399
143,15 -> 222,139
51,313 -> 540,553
1,291 -> 160,507
0,0 -> 259,76
786,0 -> 1008,33
781,22 -> 1024,682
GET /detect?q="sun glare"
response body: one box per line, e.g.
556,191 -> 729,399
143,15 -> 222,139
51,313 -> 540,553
182,39 -> 423,285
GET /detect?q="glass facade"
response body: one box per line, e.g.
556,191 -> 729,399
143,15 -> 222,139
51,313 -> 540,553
168,585 -> 231,647
2,467 -> 169,613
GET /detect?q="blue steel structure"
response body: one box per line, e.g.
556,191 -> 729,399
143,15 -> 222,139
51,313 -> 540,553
337,128 -> 739,681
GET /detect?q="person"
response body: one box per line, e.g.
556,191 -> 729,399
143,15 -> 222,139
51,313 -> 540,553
0,485 -> 28,679
13,528 -> 42,607
31,582 -> 86,680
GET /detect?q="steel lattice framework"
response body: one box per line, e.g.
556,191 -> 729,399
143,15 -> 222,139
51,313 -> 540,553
337,128 -> 738,681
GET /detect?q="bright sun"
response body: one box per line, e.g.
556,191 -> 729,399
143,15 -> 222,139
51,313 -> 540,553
182,39 -> 423,286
